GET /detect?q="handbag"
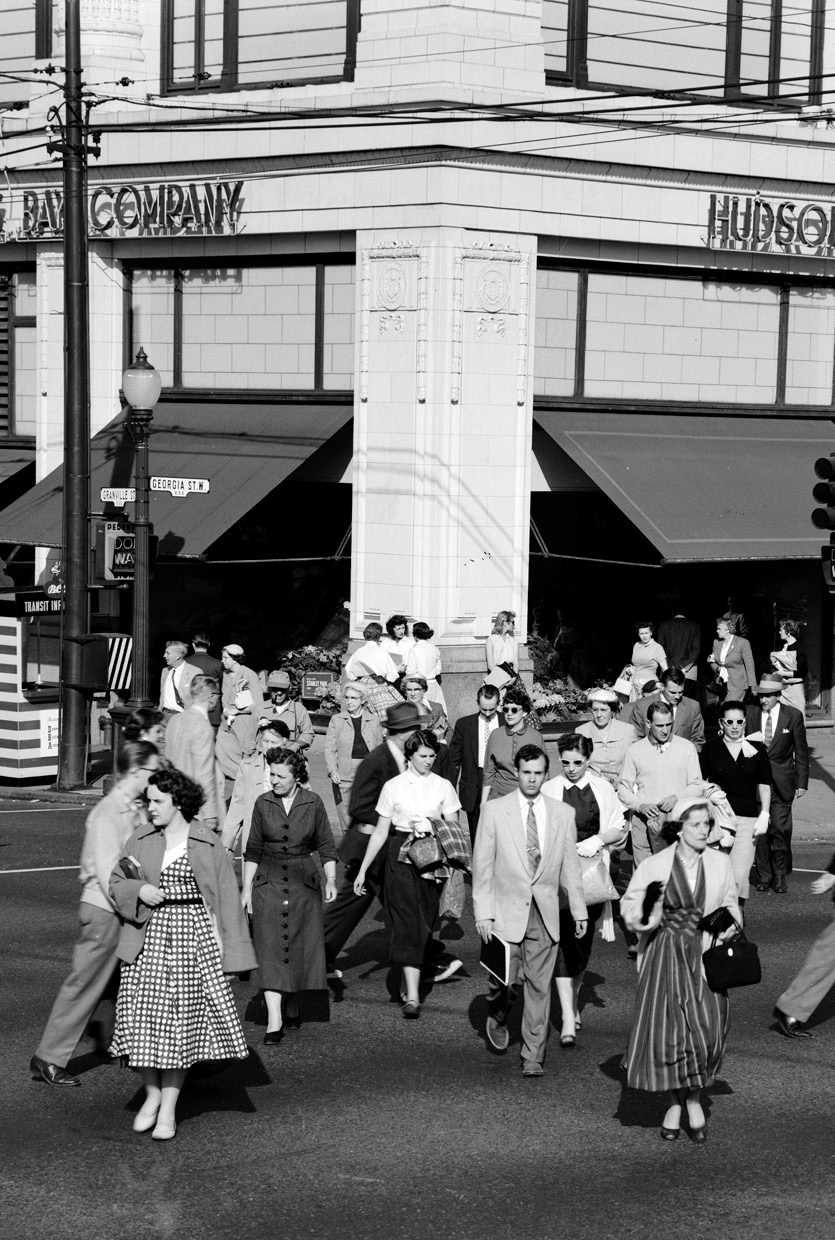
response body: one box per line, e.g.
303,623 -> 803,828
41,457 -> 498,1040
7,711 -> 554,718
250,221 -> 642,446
234,688 -> 255,710
406,833 -> 444,871
484,665 -> 513,690
580,853 -> 619,905
702,927 -> 761,992
613,667 -> 633,696
705,678 -> 727,701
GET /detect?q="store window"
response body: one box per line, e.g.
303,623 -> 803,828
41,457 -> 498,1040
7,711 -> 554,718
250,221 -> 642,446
24,613 -> 61,694
534,270 -> 578,397
542,0 -> 825,102
584,274 -> 780,403
785,287 -> 835,405
0,271 -> 37,438
161,0 -> 360,93
128,260 -> 355,392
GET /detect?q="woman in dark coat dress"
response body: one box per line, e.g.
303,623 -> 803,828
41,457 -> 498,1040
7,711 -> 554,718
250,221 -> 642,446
242,748 -> 337,1044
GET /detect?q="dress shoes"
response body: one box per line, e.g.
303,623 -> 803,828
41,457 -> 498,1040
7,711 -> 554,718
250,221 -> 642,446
485,1015 -> 509,1052
402,1000 -> 421,1019
660,1127 -> 680,1141
283,1014 -> 301,1031
521,1061 -> 544,1077
559,1034 -> 576,1050
772,878 -> 788,894
29,1055 -> 80,1086
263,1029 -> 284,1046
774,1008 -> 813,1039
689,1125 -> 707,1144
754,883 -> 772,893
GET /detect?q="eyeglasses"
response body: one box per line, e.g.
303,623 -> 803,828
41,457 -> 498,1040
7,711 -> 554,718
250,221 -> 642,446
504,706 -> 524,714
562,758 -> 585,767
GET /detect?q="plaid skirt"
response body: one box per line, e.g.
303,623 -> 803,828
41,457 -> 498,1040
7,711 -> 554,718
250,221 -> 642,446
110,855 -> 248,1070
357,676 -> 403,720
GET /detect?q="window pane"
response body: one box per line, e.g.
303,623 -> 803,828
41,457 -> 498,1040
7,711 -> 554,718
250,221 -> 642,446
14,324 -> 37,437
534,269 -> 578,396
785,287 -> 835,405
738,0 -> 772,93
13,272 -> 37,318
181,266 -> 316,389
0,0 -> 36,107
25,615 -> 61,688
131,270 -> 175,387
204,0 -> 225,79
237,0 -> 347,86
586,0 -> 727,93
322,264 -> 355,390
585,274 -> 780,402
779,0 -> 813,98
542,0 -> 569,75
172,0 -> 196,80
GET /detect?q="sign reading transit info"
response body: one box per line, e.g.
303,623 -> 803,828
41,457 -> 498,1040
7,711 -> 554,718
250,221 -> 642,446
708,192 -> 835,256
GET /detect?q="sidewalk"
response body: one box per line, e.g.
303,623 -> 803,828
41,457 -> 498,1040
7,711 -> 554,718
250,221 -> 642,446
4,728 -> 835,842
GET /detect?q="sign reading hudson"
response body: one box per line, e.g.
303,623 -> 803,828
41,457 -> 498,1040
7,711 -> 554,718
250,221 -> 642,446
708,192 -> 835,255
0,179 -> 244,242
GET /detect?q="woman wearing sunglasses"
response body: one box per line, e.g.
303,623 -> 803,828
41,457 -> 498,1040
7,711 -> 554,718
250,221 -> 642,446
542,734 -> 627,1046
480,685 -> 543,805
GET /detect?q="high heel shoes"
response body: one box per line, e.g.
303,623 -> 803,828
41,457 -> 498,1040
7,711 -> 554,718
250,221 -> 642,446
263,1028 -> 284,1046
689,1125 -> 708,1144
660,1126 -> 680,1141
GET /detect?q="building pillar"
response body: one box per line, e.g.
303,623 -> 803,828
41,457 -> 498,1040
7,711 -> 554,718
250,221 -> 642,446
350,226 -> 537,720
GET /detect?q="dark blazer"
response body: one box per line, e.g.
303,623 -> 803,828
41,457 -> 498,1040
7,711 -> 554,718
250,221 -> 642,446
447,712 -> 503,813
745,703 -> 810,800
627,692 -> 706,751
347,742 -> 401,827
656,617 -> 701,675
110,820 -> 257,973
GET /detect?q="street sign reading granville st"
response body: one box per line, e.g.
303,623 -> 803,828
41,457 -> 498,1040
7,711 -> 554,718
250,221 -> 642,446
0,180 -> 244,242
708,192 -> 835,256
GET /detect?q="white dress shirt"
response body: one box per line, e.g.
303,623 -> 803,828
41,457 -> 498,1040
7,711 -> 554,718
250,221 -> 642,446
517,790 -> 547,854
376,769 -> 461,830
477,713 -> 500,768
162,664 -> 185,711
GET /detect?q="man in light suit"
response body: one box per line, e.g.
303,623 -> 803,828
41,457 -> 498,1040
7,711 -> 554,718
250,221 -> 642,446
657,607 -> 701,700
627,666 -> 706,751
158,639 -> 202,719
164,675 -> 223,830
447,684 -> 502,841
746,674 -> 809,894
473,744 -> 587,1077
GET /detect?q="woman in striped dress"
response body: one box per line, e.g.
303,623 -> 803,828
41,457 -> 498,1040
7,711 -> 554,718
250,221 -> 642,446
620,799 -> 740,1143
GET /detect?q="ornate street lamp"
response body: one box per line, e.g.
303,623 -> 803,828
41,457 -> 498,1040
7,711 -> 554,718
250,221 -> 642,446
121,347 -> 161,708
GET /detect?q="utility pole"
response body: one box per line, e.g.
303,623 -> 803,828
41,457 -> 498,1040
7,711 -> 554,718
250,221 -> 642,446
55,0 -> 91,788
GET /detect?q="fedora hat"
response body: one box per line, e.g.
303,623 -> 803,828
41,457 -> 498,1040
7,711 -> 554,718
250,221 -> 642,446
384,700 -> 425,733
755,674 -> 784,694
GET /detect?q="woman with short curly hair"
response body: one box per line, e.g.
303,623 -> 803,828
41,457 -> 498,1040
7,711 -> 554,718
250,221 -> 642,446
109,765 -> 256,1140
480,685 -> 544,805
242,747 -> 338,1044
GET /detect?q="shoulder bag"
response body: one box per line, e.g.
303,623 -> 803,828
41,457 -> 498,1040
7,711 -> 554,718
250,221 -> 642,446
580,852 -> 619,905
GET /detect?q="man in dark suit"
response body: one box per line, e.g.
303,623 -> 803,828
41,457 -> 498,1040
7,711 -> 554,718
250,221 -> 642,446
323,700 -> 461,981
447,684 -> 502,840
746,674 -> 810,894
189,632 -> 223,728
657,608 -> 701,701
626,666 -> 706,751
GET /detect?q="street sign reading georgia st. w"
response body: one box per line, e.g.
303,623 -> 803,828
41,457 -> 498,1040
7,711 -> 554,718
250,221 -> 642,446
100,478 -> 210,505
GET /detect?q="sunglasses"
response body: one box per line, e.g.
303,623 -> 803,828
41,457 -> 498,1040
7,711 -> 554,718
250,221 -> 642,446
562,758 -> 585,766
504,706 -> 524,714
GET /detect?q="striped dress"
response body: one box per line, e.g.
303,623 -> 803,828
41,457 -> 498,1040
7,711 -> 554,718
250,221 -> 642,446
626,853 -> 730,1092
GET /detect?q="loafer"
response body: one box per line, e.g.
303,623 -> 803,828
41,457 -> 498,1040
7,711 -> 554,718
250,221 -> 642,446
263,1029 -> 284,1046
774,1008 -> 812,1039
29,1055 -> 80,1086
772,878 -> 788,894
485,1015 -> 509,1052
521,1061 -> 544,1077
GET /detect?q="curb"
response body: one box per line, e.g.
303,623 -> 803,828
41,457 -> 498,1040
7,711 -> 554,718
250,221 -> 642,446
0,785 -> 100,806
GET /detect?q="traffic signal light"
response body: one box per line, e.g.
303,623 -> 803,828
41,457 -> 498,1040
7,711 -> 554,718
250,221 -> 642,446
812,455 -> 835,529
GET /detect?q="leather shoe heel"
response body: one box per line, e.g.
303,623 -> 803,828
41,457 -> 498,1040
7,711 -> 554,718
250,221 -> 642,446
29,1055 -> 80,1087
775,1008 -> 813,1039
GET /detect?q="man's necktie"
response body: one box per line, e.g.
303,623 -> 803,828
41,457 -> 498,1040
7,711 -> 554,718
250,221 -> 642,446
764,712 -> 773,744
482,717 -> 491,753
526,802 -> 541,875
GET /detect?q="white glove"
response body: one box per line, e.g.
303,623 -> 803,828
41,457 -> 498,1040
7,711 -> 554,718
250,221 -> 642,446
576,835 -> 604,858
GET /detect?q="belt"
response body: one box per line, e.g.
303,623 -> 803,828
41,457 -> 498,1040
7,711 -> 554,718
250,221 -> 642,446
264,853 -> 312,861
162,896 -> 203,905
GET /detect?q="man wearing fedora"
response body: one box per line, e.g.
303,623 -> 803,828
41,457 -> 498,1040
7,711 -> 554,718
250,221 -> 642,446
746,674 -> 809,894
323,700 -> 462,982
261,669 -> 315,752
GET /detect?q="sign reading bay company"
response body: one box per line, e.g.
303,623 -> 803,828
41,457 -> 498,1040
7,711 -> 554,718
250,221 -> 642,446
708,192 -> 835,256
0,179 -> 244,242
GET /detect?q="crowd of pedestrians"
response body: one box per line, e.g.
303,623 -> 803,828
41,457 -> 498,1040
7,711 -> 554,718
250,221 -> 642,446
28,612 -> 832,1148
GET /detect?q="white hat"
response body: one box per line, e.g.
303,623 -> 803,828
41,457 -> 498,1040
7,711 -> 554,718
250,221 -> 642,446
586,687 -> 619,706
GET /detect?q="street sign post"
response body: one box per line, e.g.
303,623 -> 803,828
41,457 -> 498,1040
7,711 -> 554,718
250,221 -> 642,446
100,478 -> 209,505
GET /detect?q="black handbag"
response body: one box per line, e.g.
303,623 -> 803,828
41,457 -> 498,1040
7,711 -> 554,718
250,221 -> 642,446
406,834 -> 444,871
702,927 -> 761,993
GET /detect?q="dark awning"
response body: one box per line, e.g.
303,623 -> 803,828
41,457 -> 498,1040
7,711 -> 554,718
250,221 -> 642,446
0,403 -> 352,556
533,410 -> 835,563
0,448 -> 35,483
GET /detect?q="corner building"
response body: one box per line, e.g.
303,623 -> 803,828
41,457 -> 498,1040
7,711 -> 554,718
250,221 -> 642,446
1,0 -> 835,723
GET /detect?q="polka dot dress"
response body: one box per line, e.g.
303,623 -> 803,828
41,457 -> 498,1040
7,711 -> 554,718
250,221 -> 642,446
110,854 -> 248,1069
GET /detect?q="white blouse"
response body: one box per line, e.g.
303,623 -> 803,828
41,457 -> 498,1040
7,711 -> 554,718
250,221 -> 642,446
345,641 -> 399,683
376,769 -> 461,831
382,634 -> 415,668
404,641 -> 443,683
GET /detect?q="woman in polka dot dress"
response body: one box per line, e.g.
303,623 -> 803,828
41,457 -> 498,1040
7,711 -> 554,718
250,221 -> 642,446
110,766 -> 256,1141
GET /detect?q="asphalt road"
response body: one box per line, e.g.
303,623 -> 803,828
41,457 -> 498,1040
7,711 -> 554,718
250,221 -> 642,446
4,800 -> 835,1240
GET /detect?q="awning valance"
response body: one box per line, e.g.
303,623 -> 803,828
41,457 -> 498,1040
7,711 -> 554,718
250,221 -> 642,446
0,403 -> 352,557
533,410 -> 835,563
